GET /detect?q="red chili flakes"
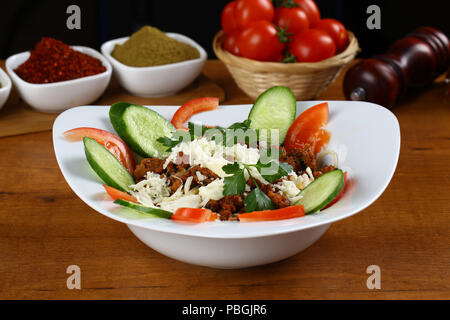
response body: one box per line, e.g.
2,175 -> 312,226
15,37 -> 106,84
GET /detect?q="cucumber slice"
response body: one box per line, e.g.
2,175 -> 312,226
248,86 -> 296,144
295,169 -> 344,214
83,137 -> 135,192
114,199 -> 173,219
109,102 -> 175,158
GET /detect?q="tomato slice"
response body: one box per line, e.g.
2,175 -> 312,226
311,128 -> 331,155
323,172 -> 347,209
64,127 -> 135,174
238,205 -> 305,222
171,97 -> 219,130
103,185 -> 137,203
284,102 -> 329,154
171,208 -> 216,223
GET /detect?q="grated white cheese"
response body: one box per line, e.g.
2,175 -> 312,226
198,179 -> 225,207
277,179 -> 302,204
129,138 -> 320,212
157,184 -> 202,212
159,194 -> 202,212
244,165 -> 269,185
196,171 -> 206,181
283,168 -> 315,192
163,137 -> 264,181
225,143 -> 260,165
184,176 -> 194,194
306,167 -> 315,181
129,172 -> 170,207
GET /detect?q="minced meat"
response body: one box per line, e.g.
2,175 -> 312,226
133,145 -> 335,220
206,195 -> 244,221
280,144 -> 317,173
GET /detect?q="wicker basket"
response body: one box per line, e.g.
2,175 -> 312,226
213,30 -> 360,100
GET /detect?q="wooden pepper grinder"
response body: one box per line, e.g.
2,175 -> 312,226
343,26 -> 450,107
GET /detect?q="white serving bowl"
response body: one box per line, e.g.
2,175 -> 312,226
5,46 -> 112,113
0,67 -> 12,110
53,101 -> 400,269
101,33 -> 207,97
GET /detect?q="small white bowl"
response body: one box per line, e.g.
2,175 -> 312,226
101,33 -> 207,97
5,46 -> 112,113
0,67 -> 12,111
53,101 -> 400,269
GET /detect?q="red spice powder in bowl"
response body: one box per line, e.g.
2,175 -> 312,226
15,37 -> 106,84
5,38 -> 112,113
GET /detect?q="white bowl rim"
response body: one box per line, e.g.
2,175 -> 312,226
100,33 -> 207,71
53,101 -> 401,239
5,45 -> 112,88
0,67 -> 12,93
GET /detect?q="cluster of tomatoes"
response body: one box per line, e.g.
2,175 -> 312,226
221,0 -> 349,63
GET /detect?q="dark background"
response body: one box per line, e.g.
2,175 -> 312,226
0,0 -> 449,59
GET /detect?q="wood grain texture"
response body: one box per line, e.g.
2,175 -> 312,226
0,60 -> 449,300
0,62 -> 225,138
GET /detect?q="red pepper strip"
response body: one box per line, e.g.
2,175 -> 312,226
209,212 -> 218,221
324,172 -> 347,209
171,97 -> 219,130
171,208 -> 216,223
64,127 -> 136,174
103,185 -> 137,203
238,205 -> 305,222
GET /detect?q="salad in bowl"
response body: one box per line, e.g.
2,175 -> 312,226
53,86 -> 399,268
63,86 -> 345,223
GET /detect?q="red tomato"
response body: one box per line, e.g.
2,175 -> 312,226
311,128 -> 330,155
288,29 -> 336,62
237,20 -> 285,61
274,7 -> 309,34
64,127 -> 135,174
171,97 -> 219,130
293,0 -> 320,26
284,102 -> 329,152
171,208 -> 217,223
238,205 -> 305,222
221,1 -> 239,35
314,18 -> 348,52
222,30 -> 241,56
103,185 -> 137,203
235,0 -> 274,29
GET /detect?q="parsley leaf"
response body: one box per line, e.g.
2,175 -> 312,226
156,136 -> 183,152
244,188 -> 274,212
186,120 -> 260,147
223,164 -> 246,196
254,160 -> 293,183
222,162 -> 241,174
187,122 -> 219,138
226,120 -> 259,147
228,119 -> 251,130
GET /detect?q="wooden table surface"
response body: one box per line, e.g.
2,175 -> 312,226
0,60 -> 449,300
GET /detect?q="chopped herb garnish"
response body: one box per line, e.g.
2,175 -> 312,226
186,119 -> 259,147
253,159 -> 293,183
223,163 -> 246,196
244,187 -> 274,212
222,157 -> 292,211
156,135 -> 183,152
228,119 -> 252,130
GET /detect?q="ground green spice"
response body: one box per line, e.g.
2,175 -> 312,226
111,26 -> 200,67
